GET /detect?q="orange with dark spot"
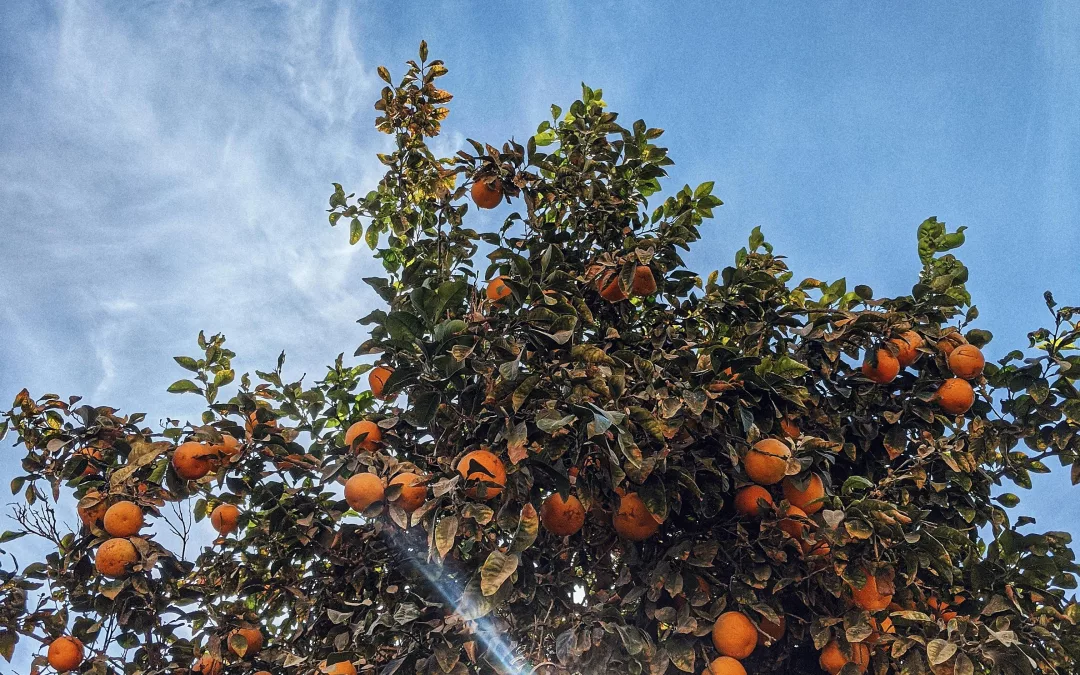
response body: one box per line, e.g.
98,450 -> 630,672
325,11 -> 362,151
319,660 -> 357,675
368,366 -> 393,399
850,570 -> 893,612
744,439 -> 791,485
758,614 -> 786,644
486,276 -> 513,304
457,449 -> 506,499
778,505 -> 809,542
599,273 -> 627,302
47,636 -> 84,672
613,492 -> 659,541
779,416 -> 800,439
862,348 -> 900,384
229,626 -> 264,657
211,434 -> 241,457
819,640 -> 869,675
96,537 -> 138,578
211,503 -> 240,535
703,656 -> 746,675
540,493 -> 586,536
948,344 -> 985,379
891,331 -> 924,368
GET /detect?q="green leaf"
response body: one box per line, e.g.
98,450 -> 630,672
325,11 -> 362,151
350,218 -> 362,245
173,356 -> 199,372
167,379 -> 202,395
480,551 -> 519,596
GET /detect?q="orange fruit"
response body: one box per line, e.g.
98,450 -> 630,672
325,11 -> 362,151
255,672 -> 272,675
471,178 -> 502,209
802,536 -> 831,558
486,276 -> 513,304
819,640 -> 869,675
211,503 -> 240,535
734,486 -> 773,518
345,473 -> 385,512
77,490 -> 111,529
948,344 -> 985,379
861,348 -> 900,384
77,447 -> 103,476
210,434 -> 240,457
891,331 -> 924,368
758,614 -> 786,644
47,636 -> 84,672
612,492 -> 660,541
193,653 -> 223,675
229,626 -> 264,656
743,439 -> 791,485
599,272 -> 627,302
850,571 -> 893,612
778,505 -> 808,542
703,656 -> 746,675
96,537 -> 137,578
368,366 -> 393,399
782,473 -> 826,515
103,501 -> 145,538
173,442 -> 217,481
935,378 -> 975,415
937,331 -> 967,356
319,660 -> 358,675
345,420 -> 382,452
711,611 -> 757,659
631,265 -> 657,296
779,416 -> 800,439
245,410 -> 278,436
457,449 -> 506,499
389,473 -> 426,513
540,493 -> 586,536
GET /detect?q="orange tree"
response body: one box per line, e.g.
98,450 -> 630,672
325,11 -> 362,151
3,44 -> 1080,675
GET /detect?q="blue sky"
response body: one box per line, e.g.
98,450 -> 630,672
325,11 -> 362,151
1,0 -> 1079,667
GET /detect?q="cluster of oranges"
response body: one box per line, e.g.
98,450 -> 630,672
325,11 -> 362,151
861,331 -> 984,415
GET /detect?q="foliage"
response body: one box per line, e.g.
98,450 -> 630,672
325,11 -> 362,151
4,43 -> 1080,675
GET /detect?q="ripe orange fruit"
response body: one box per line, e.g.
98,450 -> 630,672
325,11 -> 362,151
782,473 -> 826,515
245,410 -> 278,436
711,611 -> 757,659
345,420 -> 382,452
734,485 -> 773,518
802,536 -> 831,558
613,492 -> 660,541
861,348 -> 900,384
368,366 -> 393,399
758,614 -> 786,644
457,449 -> 506,499
779,416 -> 800,439
703,656 -> 746,675
471,178 -> 502,209
948,344 -> 985,379
103,500 -> 145,538
319,660 -> 358,675
540,493 -> 586,536
210,434 -> 240,457
78,490 -> 111,529
891,331 -> 924,368
631,265 -> 657,296
77,447 -> 103,476
47,636 -> 84,672
345,473 -> 385,512
389,473 -> 426,513
850,571 -> 893,612
96,537 -> 138,578
211,503 -> 240,535
743,439 -> 791,485
486,276 -> 513,303
173,441 -> 217,481
229,626 -> 264,656
935,378 -> 975,415
867,615 -> 896,644
193,653 -> 223,675
778,505 -> 808,541
937,331 -> 967,356
255,672 -> 272,675
819,640 -> 869,675
599,273 -> 627,302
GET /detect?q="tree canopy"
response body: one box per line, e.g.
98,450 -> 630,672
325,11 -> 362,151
4,43 -> 1080,675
